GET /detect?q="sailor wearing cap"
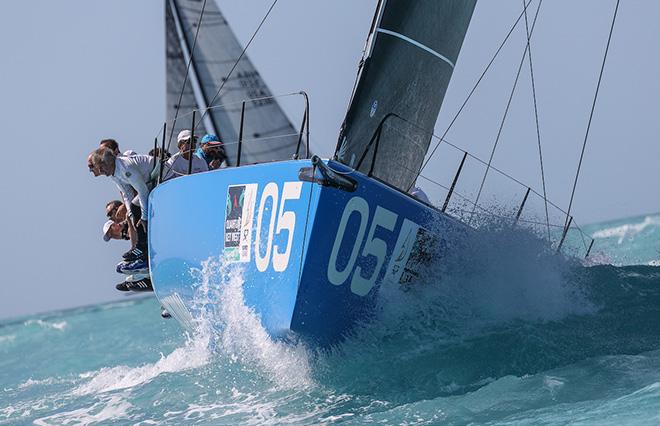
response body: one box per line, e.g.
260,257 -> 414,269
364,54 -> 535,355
102,220 -> 129,242
161,130 -> 209,181
195,134 -> 228,170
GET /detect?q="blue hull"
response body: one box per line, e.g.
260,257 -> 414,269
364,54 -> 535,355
149,159 -> 465,346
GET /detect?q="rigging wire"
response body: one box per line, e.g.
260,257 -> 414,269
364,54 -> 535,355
322,124 -> 594,253
167,0 -> 209,153
469,0 -> 543,225
522,0 -> 551,240
564,0 -> 620,227
414,0 -> 535,187
197,0 -> 280,129
408,163 -> 590,244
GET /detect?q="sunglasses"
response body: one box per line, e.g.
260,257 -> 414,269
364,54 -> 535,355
106,206 -> 119,219
179,138 -> 196,145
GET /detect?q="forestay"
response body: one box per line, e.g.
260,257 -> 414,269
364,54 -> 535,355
166,0 -> 300,165
336,0 -> 477,192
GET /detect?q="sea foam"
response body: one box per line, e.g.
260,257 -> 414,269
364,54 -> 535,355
592,215 -> 660,244
189,257 -> 314,390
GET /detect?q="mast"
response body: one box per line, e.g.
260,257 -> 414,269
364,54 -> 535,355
336,0 -> 477,192
341,0 -> 388,116
167,0 -> 219,138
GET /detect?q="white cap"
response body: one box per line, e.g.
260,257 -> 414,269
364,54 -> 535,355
177,130 -> 194,143
102,220 -> 113,242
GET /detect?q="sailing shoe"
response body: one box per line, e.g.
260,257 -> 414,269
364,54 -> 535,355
126,278 -> 153,292
115,282 -> 130,292
122,247 -> 146,262
124,273 -> 149,282
116,259 -> 149,275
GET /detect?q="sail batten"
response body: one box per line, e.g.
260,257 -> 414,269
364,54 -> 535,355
336,0 -> 477,192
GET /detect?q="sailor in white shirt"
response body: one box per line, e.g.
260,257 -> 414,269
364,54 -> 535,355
161,130 -> 209,182
88,147 -> 154,261
112,153 -> 154,221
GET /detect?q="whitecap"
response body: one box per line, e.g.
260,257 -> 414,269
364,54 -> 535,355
18,377 -> 62,389
33,394 -> 133,426
592,215 -> 660,244
73,332 -> 211,396
0,334 -> 16,344
24,319 -> 68,331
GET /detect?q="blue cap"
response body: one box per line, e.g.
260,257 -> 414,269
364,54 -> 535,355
200,134 -> 220,144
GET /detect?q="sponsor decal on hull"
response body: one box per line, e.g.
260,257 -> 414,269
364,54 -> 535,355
224,184 -> 258,263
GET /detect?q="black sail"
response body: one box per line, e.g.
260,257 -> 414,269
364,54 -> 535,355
336,0 -> 477,191
166,0 -> 300,165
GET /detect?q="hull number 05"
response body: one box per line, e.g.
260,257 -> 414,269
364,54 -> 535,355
254,181 -> 302,272
327,196 -> 398,296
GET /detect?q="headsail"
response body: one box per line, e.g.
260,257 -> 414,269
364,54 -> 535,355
166,0 -> 300,165
336,0 -> 477,191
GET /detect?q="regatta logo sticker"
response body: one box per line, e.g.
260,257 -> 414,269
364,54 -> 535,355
224,184 -> 258,263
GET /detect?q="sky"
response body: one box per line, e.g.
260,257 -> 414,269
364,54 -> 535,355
0,0 -> 658,320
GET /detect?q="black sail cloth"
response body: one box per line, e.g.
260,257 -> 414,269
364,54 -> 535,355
336,0 -> 477,192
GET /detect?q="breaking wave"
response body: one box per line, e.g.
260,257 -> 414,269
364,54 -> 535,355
73,335 -> 212,396
584,213 -> 660,265
69,257 -> 313,401
24,319 -> 68,331
592,215 -> 660,244
189,258 -> 314,390
313,220 -> 660,403
33,395 -> 133,426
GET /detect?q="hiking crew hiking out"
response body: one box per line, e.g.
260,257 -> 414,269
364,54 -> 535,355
87,133 -> 215,300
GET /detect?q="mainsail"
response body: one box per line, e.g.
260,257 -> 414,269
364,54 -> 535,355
336,0 -> 477,191
166,0 -> 300,165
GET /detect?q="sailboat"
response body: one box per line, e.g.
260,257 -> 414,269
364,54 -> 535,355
164,0 -> 302,165
150,0 -> 594,346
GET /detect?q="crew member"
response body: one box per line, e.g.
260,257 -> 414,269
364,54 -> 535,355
100,138 -> 137,157
161,130 -> 208,181
102,220 -> 130,242
196,134 -> 227,170
88,147 -> 153,263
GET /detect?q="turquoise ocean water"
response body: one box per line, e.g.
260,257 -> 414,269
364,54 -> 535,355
2,213 -> 660,425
